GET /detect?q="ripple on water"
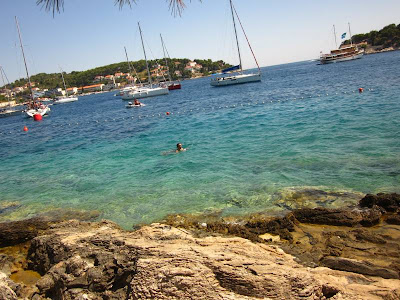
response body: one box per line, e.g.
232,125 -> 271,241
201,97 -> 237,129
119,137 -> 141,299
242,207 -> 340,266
0,52 -> 399,228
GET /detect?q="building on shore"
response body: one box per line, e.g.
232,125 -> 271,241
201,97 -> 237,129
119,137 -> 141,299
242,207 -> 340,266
185,61 -> 203,74
81,84 -> 104,93
66,87 -> 78,95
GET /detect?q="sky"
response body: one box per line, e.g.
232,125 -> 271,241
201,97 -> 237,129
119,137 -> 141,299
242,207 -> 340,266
0,0 -> 399,83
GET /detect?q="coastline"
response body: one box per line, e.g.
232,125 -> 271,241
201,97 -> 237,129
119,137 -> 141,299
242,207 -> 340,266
1,193 -> 399,299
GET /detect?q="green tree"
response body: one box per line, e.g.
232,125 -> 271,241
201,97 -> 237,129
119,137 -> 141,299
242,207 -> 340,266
341,24 -> 400,48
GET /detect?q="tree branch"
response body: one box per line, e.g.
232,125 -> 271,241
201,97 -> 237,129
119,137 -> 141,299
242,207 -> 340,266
36,0 -> 198,17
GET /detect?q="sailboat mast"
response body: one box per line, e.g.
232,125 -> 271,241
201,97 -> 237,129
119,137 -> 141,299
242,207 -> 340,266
124,46 -> 134,84
348,23 -> 353,46
0,66 -> 12,108
15,16 -> 34,103
160,34 -> 172,82
333,25 -> 338,49
59,67 -> 68,97
230,0 -> 243,72
138,22 -> 152,87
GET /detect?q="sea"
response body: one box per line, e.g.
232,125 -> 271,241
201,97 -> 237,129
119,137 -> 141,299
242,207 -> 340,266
1,51 -> 399,229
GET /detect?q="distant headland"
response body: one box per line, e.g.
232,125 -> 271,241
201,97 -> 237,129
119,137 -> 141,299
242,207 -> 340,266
342,23 -> 400,54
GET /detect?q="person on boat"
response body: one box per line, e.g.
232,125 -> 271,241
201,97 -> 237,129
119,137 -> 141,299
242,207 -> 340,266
134,99 -> 141,106
176,143 -> 186,153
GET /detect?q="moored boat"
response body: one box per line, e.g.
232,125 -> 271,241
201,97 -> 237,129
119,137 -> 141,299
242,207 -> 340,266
25,104 -> 51,117
15,17 -> 50,117
52,67 -> 78,104
122,86 -> 168,100
53,96 -> 78,104
320,45 -> 364,64
0,66 -> 22,117
167,82 -> 181,90
210,0 -> 261,87
121,22 -> 169,100
160,34 -> 182,91
320,23 -> 364,64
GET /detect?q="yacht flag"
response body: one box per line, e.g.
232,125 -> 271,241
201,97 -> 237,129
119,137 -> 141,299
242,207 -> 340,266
341,33 -> 347,39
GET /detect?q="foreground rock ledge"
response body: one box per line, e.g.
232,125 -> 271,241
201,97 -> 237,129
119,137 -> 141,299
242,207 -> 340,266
2,220 -> 399,299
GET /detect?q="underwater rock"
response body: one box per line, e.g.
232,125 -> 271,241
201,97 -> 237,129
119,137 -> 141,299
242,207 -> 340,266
292,207 -> 381,227
0,202 -> 21,216
274,187 -> 363,210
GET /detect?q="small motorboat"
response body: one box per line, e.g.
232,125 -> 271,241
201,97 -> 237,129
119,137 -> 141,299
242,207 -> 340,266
126,102 -> 146,108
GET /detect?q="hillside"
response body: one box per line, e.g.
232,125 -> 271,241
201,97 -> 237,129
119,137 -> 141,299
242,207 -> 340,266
4,58 -> 232,91
343,23 -> 400,49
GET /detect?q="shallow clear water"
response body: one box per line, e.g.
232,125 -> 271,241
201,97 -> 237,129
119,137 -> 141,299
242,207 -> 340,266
1,52 -> 399,228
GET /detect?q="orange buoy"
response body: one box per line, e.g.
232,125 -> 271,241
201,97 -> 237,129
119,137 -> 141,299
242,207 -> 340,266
33,114 -> 42,121
23,126 -> 28,132
359,88 -> 364,93
166,112 -> 170,116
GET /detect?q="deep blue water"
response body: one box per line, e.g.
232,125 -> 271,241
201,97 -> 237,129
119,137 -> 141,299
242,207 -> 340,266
1,51 -> 399,228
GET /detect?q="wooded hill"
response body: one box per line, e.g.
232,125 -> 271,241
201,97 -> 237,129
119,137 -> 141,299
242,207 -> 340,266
343,23 -> 400,48
5,59 -> 232,90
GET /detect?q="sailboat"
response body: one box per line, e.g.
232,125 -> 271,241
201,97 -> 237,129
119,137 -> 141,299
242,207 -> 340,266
122,22 -> 169,100
14,17 -> 50,117
52,67 -> 78,104
319,23 -> 364,64
115,47 -> 139,97
160,34 -> 181,90
210,0 -> 261,87
0,66 -> 22,118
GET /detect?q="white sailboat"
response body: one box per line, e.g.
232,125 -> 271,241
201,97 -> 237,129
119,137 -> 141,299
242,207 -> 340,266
0,66 -> 22,118
115,47 -> 138,97
15,16 -> 50,117
210,0 -> 261,87
52,67 -> 78,104
122,22 -> 168,100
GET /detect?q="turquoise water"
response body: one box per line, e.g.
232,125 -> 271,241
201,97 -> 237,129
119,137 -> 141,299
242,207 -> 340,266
1,52 -> 399,228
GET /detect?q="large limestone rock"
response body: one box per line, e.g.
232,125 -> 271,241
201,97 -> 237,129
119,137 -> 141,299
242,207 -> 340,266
25,220 -> 400,300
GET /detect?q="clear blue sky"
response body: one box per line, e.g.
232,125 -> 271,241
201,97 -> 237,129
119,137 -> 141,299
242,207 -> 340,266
1,0 -> 399,83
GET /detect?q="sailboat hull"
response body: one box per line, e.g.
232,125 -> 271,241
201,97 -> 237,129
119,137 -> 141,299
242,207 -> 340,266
320,52 -> 364,64
168,83 -> 182,90
122,87 -> 169,100
25,106 -> 51,117
210,73 -> 261,86
0,109 -> 22,118
53,96 -> 78,104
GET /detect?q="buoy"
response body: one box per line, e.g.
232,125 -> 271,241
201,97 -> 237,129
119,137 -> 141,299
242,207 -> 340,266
33,114 -> 42,121
23,126 -> 28,132
359,88 -> 364,93
166,112 -> 170,115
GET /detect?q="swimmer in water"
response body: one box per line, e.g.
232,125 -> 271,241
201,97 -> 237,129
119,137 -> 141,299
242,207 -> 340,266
176,143 -> 186,153
162,143 -> 187,155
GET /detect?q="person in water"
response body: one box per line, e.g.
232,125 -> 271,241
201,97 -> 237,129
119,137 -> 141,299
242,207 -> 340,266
134,98 -> 141,106
176,143 -> 186,153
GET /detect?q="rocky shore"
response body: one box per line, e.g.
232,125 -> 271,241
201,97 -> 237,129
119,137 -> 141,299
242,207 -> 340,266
1,193 -> 400,299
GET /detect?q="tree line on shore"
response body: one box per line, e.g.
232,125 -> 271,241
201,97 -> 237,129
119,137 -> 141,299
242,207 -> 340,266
1,58 -> 231,94
343,23 -> 400,48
